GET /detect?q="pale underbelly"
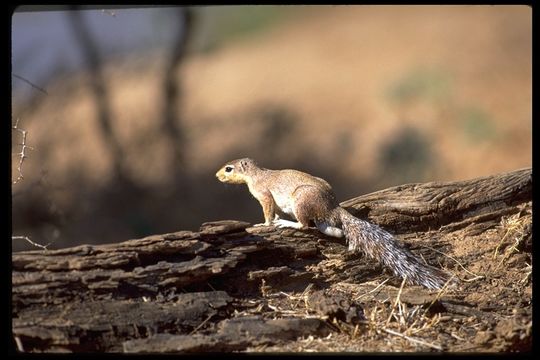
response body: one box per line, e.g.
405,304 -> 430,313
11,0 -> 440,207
272,192 -> 295,217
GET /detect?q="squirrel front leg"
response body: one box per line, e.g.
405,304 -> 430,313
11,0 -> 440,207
254,192 -> 276,226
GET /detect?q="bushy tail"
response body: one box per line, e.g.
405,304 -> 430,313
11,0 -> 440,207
337,208 -> 450,289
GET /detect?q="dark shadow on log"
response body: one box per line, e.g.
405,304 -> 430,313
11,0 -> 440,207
11,168 -> 532,353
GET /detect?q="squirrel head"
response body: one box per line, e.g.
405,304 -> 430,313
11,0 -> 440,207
216,158 -> 258,184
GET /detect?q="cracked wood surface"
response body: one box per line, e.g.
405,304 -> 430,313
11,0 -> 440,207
11,168 -> 531,353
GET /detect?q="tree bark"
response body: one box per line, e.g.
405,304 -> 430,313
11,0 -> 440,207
12,168 -> 532,353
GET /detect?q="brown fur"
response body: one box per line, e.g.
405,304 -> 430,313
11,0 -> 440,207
216,158 -> 452,289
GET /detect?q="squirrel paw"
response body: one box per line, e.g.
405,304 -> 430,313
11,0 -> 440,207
253,222 -> 272,227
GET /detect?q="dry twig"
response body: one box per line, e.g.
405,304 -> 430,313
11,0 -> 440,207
12,74 -> 48,94
12,118 -> 34,185
12,236 -> 52,251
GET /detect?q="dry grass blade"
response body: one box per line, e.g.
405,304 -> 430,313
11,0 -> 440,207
382,328 -> 443,351
494,213 -> 530,270
14,336 -> 25,352
386,276 -> 407,326
189,314 -> 213,335
422,275 -> 452,318
354,278 -> 390,301
421,243 -> 483,281
520,263 -> 532,284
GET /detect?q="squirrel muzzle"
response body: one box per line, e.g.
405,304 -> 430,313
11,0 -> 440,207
216,166 -> 246,184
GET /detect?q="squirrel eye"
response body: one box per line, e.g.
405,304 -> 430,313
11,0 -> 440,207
225,166 -> 233,173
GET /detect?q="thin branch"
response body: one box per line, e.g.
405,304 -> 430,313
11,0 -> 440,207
12,118 -> 34,185
12,236 -> 52,251
68,9 -> 128,183
12,73 -> 48,95
162,7 -> 194,171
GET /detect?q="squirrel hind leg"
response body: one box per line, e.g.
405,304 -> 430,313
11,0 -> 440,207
273,219 -> 305,229
316,222 -> 344,238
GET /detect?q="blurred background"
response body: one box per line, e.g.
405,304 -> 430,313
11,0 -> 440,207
11,5 -> 531,251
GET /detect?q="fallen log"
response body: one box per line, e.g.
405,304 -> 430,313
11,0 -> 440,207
12,168 -> 532,353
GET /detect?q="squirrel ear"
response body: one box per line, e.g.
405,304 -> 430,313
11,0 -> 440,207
239,160 -> 248,171
240,158 -> 255,169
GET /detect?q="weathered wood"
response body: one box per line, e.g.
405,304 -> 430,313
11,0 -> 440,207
11,168 -> 532,353
14,292 -> 233,352
123,316 -> 332,353
341,167 -> 531,232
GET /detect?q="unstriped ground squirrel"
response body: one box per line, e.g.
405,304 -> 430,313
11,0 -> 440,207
216,158 -> 451,289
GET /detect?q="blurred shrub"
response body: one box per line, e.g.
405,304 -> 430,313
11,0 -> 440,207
459,106 -> 496,143
387,67 -> 451,104
378,126 -> 433,184
194,6 -> 288,52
